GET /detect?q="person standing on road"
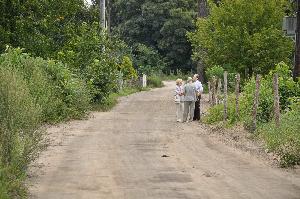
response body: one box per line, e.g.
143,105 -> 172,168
193,74 -> 203,121
174,79 -> 184,122
182,77 -> 197,122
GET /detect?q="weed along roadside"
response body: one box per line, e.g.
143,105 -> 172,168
202,63 -> 300,167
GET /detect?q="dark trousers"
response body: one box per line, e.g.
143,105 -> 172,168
193,96 -> 201,121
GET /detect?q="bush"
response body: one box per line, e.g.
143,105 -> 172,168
257,98 -> 300,167
0,67 -> 42,198
133,43 -> 166,75
0,48 -> 90,122
0,48 -> 91,197
147,76 -> 164,88
206,65 -> 224,80
204,62 -> 300,127
57,22 -> 127,102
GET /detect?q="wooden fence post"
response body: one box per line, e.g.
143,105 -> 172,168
212,76 -> 217,105
273,74 -> 280,127
252,75 -> 261,131
208,81 -> 212,106
224,71 -> 228,121
217,78 -> 222,104
235,73 -> 240,117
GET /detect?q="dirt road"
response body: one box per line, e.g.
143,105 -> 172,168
29,81 -> 300,199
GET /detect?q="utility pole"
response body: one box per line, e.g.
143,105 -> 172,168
99,0 -> 106,29
197,0 -> 209,83
294,0 -> 300,80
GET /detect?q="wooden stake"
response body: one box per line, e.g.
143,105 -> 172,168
224,71 -> 228,121
252,75 -> 261,131
235,74 -> 240,118
212,76 -> 217,105
217,78 -> 222,104
273,74 -> 280,127
208,81 -> 212,106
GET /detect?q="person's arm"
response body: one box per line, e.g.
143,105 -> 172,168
174,86 -> 180,96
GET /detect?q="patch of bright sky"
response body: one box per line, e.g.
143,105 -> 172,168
85,0 -> 92,6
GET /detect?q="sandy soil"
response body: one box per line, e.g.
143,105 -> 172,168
28,81 -> 300,199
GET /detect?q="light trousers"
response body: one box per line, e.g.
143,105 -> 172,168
176,102 -> 183,121
183,101 -> 195,122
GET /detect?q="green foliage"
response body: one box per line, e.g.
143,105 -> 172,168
206,65 -> 224,80
0,0 -> 93,57
147,76 -> 164,88
133,44 -> 166,75
57,22 -> 129,102
188,0 -> 293,77
0,48 -> 90,122
119,56 -> 138,80
258,98 -> 300,167
205,62 -> 299,126
111,0 -> 197,71
0,48 -> 91,197
204,63 -> 300,166
0,67 -> 41,198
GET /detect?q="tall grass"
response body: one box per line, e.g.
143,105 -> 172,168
0,48 -> 91,198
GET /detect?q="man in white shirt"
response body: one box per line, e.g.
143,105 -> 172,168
193,74 -> 203,121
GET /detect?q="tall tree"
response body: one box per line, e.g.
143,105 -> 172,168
188,0 -> 293,77
110,0 -> 198,72
196,0 -> 209,82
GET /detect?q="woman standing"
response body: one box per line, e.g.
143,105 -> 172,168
174,79 -> 183,122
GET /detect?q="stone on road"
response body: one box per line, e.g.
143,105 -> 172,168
29,81 -> 300,199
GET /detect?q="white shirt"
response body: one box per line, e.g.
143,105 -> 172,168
194,80 -> 203,93
174,85 -> 184,102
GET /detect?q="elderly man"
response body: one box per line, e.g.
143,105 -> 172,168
182,77 -> 197,122
193,74 -> 203,121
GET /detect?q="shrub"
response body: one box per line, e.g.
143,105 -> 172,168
119,56 -> 138,80
204,62 -> 299,127
0,67 -> 42,198
206,65 -> 224,80
133,43 -> 166,75
57,22 -> 124,102
0,48 -> 90,122
257,98 -> 300,167
147,76 -> 164,88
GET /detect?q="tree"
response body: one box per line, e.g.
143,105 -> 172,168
196,0 -> 209,82
188,0 -> 294,77
110,0 -> 198,72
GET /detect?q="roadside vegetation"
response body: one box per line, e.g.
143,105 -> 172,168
188,0 -> 300,167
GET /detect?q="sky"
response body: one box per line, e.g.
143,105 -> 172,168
85,0 -> 92,5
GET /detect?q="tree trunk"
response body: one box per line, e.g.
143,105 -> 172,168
196,0 -> 209,82
198,0 -> 209,17
107,0 -> 111,34
294,0 -> 300,80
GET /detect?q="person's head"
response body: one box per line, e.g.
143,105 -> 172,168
193,74 -> 199,81
176,78 -> 182,86
187,77 -> 193,83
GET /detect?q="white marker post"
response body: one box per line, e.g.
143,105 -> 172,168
142,74 -> 147,88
